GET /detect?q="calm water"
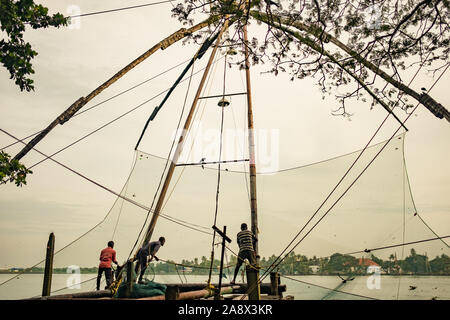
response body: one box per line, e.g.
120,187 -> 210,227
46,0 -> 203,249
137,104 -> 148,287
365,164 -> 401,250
0,273 -> 448,300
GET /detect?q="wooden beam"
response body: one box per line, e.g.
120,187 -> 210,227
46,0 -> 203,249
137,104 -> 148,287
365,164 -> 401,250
139,19 -> 232,247
139,285 -> 239,300
13,16 -> 220,161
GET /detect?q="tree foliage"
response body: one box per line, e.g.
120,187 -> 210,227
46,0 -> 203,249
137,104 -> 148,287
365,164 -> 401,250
0,0 -> 68,91
172,0 -> 449,118
146,250 -> 450,275
0,150 -> 32,186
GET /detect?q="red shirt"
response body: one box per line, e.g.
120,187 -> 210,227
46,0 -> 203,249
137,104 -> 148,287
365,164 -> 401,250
99,247 -> 117,268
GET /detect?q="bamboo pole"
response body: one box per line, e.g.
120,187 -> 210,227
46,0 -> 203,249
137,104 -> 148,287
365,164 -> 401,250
139,285 -> 239,300
27,290 -> 112,300
243,21 -> 259,259
139,19 -> 231,247
270,272 -> 280,296
243,18 -> 261,301
13,16 -> 219,161
26,283 -> 286,300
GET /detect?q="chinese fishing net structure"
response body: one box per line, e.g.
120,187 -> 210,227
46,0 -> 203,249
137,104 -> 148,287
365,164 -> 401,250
1,131 -> 448,300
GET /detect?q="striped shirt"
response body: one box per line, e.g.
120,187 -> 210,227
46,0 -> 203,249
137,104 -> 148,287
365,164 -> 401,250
237,230 -> 255,252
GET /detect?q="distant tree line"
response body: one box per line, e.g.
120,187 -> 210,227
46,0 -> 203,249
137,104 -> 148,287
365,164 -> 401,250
4,249 -> 448,276
145,249 -> 450,276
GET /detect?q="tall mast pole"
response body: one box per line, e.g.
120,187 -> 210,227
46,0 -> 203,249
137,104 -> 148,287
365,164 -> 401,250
139,20 -> 230,247
243,24 -> 259,259
243,19 -> 261,301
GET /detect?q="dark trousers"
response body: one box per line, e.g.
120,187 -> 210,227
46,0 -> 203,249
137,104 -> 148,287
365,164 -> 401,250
134,250 -> 148,282
233,250 -> 256,281
97,267 -> 112,290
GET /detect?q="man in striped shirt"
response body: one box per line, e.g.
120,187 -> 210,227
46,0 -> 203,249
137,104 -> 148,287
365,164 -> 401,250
230,223 -> 257,284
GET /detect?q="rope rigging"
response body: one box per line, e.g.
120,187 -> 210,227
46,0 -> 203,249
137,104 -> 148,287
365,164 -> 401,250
68,1 -> 175,19
1,7 -> 448,301
134,31 -> 221,150
0,57 -> 196,151
238,55 -> 450,301
127,49 -> 202,261
207,53 -> 228,285
256,55 -> 447,276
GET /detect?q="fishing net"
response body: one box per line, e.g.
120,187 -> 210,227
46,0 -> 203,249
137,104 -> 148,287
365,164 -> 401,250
113,266 -> 167,299
1,130 -> 448,300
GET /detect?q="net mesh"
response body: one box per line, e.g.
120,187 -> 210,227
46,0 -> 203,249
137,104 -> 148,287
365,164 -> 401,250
0,133 -> 448,300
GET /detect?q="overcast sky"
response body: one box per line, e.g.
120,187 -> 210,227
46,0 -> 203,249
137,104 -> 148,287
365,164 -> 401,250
0,1 -> 449,269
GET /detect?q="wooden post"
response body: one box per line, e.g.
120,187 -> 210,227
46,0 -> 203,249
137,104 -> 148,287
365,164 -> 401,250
245,265 -> 261,300
139,286 -> 238,300
212,225 -> 231,300
270,272 -> 280,296
165,285 -> 180,300
42,232 -> 55,297
125,261 -> 133,298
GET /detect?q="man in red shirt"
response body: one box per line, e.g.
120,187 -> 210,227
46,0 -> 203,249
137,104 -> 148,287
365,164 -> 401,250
97,241 -> 118,290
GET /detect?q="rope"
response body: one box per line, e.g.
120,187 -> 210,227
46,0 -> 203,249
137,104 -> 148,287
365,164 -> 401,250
401,137 -> 450,249
208,53 -> 228,284
134,31 -> 220,150
0,129 -> 212,235
111,153 -> 138,241
158,257 -> 236,270
279,274 -> 378,300
126,20 -> 226,257
345,235 -> 450,256
68,1 -> 175,19
128,22 -> 227,258
127,54 -> 200,260
237,63 -> 449,300
161,54 -> 223,213
0,57 -> 194,151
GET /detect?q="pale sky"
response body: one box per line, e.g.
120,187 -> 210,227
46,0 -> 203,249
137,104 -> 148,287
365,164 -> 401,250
0,1 -> 449,269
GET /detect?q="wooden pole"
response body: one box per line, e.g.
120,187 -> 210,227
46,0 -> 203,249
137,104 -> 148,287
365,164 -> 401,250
139,19 -> 231,247
28,290 -> 112,300
243,19 -> 259,261
213,225 -> 231,300
245,265 -> 261,300
13,17 -> 219,161
125,261 -> 133,298
243,17 -> 261,301
270,272 -> 280,297
165,285 -> 180,300
215,226 -> 226,300
42,232 -> 55,297
140,285 -> 238,300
